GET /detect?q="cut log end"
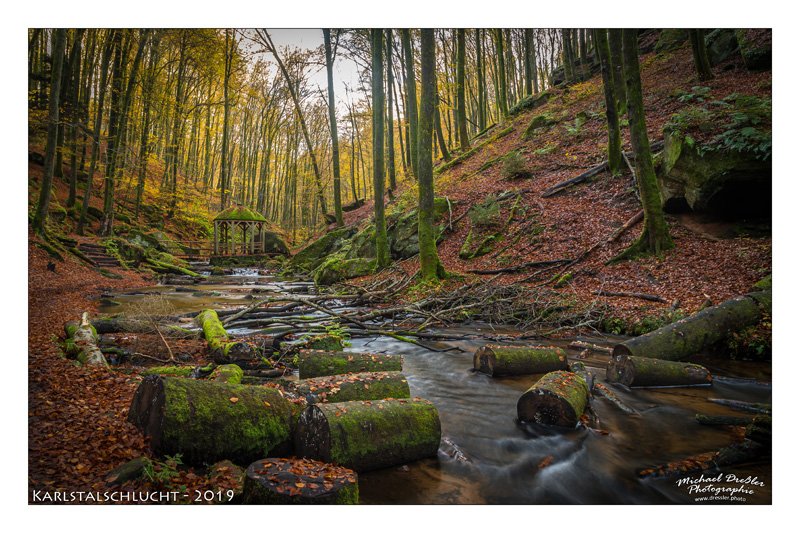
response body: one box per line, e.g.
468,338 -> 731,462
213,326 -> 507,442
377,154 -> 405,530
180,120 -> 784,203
607,355 -> 712,387
517,370 -> 589,427
243,458 -> 358,504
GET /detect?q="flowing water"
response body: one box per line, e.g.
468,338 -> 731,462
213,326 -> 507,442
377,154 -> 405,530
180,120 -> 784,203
100,268 -> 772,504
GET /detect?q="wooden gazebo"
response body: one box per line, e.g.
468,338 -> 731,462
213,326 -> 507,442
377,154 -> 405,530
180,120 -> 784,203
212,205 -> 270,256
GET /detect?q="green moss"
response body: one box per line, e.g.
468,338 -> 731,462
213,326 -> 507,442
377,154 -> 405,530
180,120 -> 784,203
522,112 -> 558,139
312,255 -> 376,286
196,309 -> 229,351
500,151 -> 530,179
554,271 -> 573,288
304,334 -> 345,352
143,366 -> 195,377
285,227 -> 357,273
508,90 -> 553,116
210,364 -> 244,384
753,274 -> 772,291
298,351 -> 403,379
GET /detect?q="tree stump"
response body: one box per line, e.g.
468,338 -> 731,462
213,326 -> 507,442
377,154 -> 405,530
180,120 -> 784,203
242,458 -> 358,504
294,398 -> 441,472
473,345 -> 568,376
606,355 -> 712,387
517,370 -> 589,427
128,376 -> 296,465
298,350 -> 403,379
294,371 -> 410,403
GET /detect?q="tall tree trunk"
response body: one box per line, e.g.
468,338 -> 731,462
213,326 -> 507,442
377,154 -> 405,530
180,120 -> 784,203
371,29 -> 390,268
65,29 -> 85,209
401,29 -> 418,177
135,32 -> 161,218
385,29 -> 397,195
32,29 -> 67,235
608,29 -> 626,115
594,29 -> 622,176
77,31 -> 114,235
494,29 -> 508,117
562,29 -> 575,84
689,29 -> 713,81
323,29 -> 344,226
476,29 -> 487,130
418,29 -> 444,280
524,29 -> 534,96
613,29 -> 673,261
220,29 -> 234,210
455,29 -> 469,151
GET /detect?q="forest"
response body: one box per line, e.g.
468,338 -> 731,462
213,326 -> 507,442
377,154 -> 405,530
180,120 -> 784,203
27,28 -> 772,506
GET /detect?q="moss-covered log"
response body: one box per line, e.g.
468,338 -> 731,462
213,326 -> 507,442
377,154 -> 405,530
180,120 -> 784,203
473,345 -> 568,377
127,376 -> 295,465
210,364 -> 243,384
298,350 -> 403,379
196,309 -> 255,364
242,458 -> 358,504
69,313 -> 108,367
612,291 -> 771,362
294,371 -> 410,403
294,398 -> 441,472
517,370 -> 589,427
606,355 -> 712,387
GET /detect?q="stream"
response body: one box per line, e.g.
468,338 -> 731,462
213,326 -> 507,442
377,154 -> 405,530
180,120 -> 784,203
100,267 -> 772,504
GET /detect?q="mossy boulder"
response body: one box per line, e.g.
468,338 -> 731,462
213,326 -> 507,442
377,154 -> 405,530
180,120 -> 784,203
508,90 -> 553,116
658,129 -> 771,212
312,254 -> 376,286
458,195 -> 511,260
386,197 -> 449,260
522,113 -> 558,139
655,28 -> 688,53
344,224 -> 376,260
286,227 -> 357,273
705,28 -> 739,66
735,29 -> 771,71
752,274 -> 771,292
142,366 -> 196,377
263,230 -> 290,255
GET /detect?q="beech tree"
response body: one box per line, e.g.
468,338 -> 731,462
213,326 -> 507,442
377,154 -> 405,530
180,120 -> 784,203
614,29 -> 673,260
371,29 -> 390,268
417,29 -> 445,280
323,29 -> 344,226
689,29 -> 713,81
594,29 -> 622,176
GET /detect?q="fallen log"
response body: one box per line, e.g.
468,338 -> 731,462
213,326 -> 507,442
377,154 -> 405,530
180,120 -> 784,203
593,383 -> 637,415
569,361 -> 595,392
294,371 -> 410,403
466,259 -> 571,275
708,398 -> 771,415
196,309 -> 256,364
568,340 -> 613,354
607,210 -> 644,243
517,370 -> 590,427
68,312 -> 109,367
298,350 -> 403,379
342,198 -> 365,212
606,355 -> 712,387
745,415 -> 771,446
593,290 -> 667,303
612,290 -> 771,362
541,141 -> 664,198
637,440 -> 765,479
695,414 -> 754,426
294,399 -> 441,472
242,458 -> 358,504
128,376 -> 296,465
473,345 -> 568,377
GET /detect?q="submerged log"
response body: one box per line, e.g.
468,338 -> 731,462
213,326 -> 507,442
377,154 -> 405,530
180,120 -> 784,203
695,414 -> 754,426
242,458 -> 358,504
606,355 -> 712,387
594,382 -> 637,415
638,440 -> 765,479
612,291 -> 771,362
473,345 -> 568,377
294,399 -> 441,472
127,376 -> 296,465
294,371 -> 410,403
298,350 -> 403,379
517,370 -> 590,427
708,398 -> 771,414
196,309 -> 255,364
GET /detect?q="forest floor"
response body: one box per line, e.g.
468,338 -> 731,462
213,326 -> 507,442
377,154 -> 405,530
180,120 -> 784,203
27,39 -> 771,499
342,41 -> 771,324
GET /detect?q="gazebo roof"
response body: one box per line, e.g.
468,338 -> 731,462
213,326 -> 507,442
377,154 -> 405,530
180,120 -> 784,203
213,205 -> 268,222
